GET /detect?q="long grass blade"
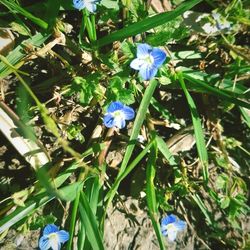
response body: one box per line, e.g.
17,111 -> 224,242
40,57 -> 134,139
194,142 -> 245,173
119,79 -> 158,176
0,0 -> 48,29
178,72 -> 209,182
67,191 -> 80,250
146,142 -> 166,250
183,72 -> 250,109
79,191 -> 104,250
93,0 -> 201,48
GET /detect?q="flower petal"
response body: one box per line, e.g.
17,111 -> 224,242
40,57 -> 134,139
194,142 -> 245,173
137,43 -> 152,58
161,214 -> 177,227
122,106 -> 135,120
43,224 -> 59,236
151,48 -> 166,68
139,64 -> 158,80
85,0 -> 97,12
56,230 -> 70,244
130,58 -> 144,70
73,0 -> 85,10
173,220 -> 186,231
103,113 -> 115,128
113,116 -> 126,129
107,101 -> 124,113
39,235 -> 51,250
49,235 -> 60,250
167,227 -> 178,242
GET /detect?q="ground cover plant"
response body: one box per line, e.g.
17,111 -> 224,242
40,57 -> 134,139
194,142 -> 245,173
0,0 -> 249,249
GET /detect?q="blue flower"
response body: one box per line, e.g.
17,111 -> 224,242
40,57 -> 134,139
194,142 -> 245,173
103,101 -> 135,129
130,43 -> 166,80
39,224 -> 69,250
212,12 -> 231,30
161,214 -> 186,242
73,0 -> 98,13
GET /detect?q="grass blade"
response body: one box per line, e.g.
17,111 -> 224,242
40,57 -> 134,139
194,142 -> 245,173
155,135 -> 178,166
178,72 -> 209,182
183,72 -> 250,109
191,194 -> 212,225
119,79 -> 158,176
146,142 -> 166,250
93,0 -> 201,48
0,0 -> 48,29
0,33 -> 50,78
79,191 -> 104,250
67,191 -> 80,250
0,193 -> 52,233
240,107 -> 250,128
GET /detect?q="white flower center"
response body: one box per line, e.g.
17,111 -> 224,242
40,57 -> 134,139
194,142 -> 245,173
113,110 -> 123,118
166,223 -> 177,231
142,54 -> 154,66
48,233 -> 59,250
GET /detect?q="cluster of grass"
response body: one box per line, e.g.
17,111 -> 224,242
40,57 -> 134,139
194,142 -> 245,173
0,0 -> 249,249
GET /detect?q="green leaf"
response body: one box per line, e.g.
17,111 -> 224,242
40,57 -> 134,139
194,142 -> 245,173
0,193 -> 52,233
106,76 -> 135,105
182,72 -> 250,109
220,196 -> 230,209
178,72 -> 209,182
0,33 -> 50,78
146,142 -> 166,250
93,0 -> 202,47
67,191 -> 80,250
118,79 -> 158,177
0,0 -> 48,29
240,107 -> 250,128
155,135 -> 177,166
191,193 -> 212,225
79,192 -> 104,250
104,138 -> 155,226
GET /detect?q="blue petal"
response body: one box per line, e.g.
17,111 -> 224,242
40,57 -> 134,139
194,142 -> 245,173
173,220 -> 186,231
130,58 -> 144,70
73,0 -> 85,10
139,64 -> 158,80
56,230 -> 69,244
137,43 -> 152,58
107,101 -> 124,113
151,48 -> 166,68
103,113 -> 115,128
161,214 -> 177,227
39,235 -> 51,250
113,116 -> 126,129
122,106 -> 135,120
167,228 -> 178,242
43,224 -> 59,236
